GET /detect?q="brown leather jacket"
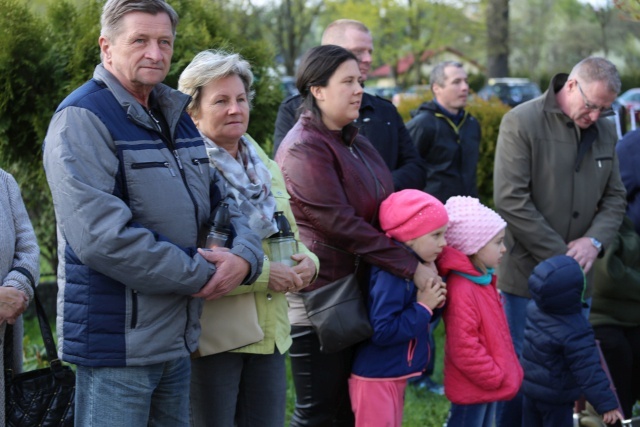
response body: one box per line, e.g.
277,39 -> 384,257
276,115 -> 418,291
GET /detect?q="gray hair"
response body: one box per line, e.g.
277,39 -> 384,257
101,0 -> 179,40
430,61 -> 464,90
178,50 -> 255,117
321,19 -> 370,45
569,56 -> 621,94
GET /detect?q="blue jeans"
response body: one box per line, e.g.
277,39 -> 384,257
190,349 -> 287,427
495,292 -> 528,427
446,402 -> 496,427
495,292 -> 593,427
75,356 -> 191,427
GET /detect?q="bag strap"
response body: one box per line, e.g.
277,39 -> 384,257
5,267 -> 65,379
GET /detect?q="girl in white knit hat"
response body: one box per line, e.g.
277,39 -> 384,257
436,196 -> 523,427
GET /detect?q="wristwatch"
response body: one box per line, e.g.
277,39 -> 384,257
589,237 -> 602,252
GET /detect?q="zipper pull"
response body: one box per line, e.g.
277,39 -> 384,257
147,109 -> 161,132
348,146 -> 358,158
194,158 -> 203,174
164,162 -> 176,177
173,150 -> 184,170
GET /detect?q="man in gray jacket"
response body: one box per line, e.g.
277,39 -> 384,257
493,56 -> 626,427
42,1 -> 262,425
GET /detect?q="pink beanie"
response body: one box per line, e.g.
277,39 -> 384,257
379,190 -> 449,242
444,196 -> 507,255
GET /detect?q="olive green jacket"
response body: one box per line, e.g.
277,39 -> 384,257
494,74 -> 626,298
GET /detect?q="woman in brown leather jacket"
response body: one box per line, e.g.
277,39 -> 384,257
276,45 -> 439,427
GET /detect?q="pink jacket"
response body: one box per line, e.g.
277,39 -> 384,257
437,246 -> 523,405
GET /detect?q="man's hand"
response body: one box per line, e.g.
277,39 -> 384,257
291,254 -> 317,289
0,287 -> 29,325
268,262 -> 303,293
193,248 -> 250,301
566,237 -> 599,273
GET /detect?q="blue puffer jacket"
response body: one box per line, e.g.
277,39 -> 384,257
351,265 -> 438,379
521,255 -> 618,414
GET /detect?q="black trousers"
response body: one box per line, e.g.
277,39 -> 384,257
593,324 -> 640,424
289,326 -> 355,427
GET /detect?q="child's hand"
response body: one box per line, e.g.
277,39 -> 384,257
602,408 -> 623,425
417,278 -> 446,311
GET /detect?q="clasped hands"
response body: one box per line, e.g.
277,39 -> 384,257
193,248 -> 317,300
267,253 -> 316,294
414,261 -> 446,308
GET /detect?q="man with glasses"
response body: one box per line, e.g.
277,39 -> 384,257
492,56 -> 626,427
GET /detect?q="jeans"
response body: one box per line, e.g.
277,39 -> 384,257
190,349 -> 287,427
446,402 -> 496,427
75,356 -> 191,427
495,292 -> 528,427
289,326 -> 355,427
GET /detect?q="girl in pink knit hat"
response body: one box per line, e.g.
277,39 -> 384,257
437,196 -> 523,427
349,189 -> 449,427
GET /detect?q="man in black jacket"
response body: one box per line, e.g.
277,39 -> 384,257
406,61 -> 481,202
272,19 -> 425,191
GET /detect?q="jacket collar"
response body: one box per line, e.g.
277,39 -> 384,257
360,92 -> 375,112
93,63 -> 191,133
542,73 -> 567,115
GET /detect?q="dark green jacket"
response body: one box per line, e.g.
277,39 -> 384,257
590,216 -> 640,327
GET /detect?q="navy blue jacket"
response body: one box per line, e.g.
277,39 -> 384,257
521,255 -> 618,414
351,266 -> 438,379
273,92 -> 425,191
617,129 -> 640,235
406,101 -> 480,203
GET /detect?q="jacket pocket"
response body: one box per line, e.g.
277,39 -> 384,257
407,338 -> 417,367
131,289 -> 138,329
191,157 -> 210,174
131,161 -> 177,177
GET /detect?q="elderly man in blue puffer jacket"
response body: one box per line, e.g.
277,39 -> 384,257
521,255 -> 623,427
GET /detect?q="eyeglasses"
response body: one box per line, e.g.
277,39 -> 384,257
576,81 -> 613,115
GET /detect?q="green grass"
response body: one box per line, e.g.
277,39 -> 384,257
284,322 -> 450,427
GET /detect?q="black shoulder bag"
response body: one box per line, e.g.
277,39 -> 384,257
4,267 -> 75,427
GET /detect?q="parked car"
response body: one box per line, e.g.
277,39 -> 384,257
364,86 -> 400,101
617,88 -> 640,120
391,85 -> 431,107
280,76 -> 298,98
617,88 -> 640,112
477,78 -> 541,107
